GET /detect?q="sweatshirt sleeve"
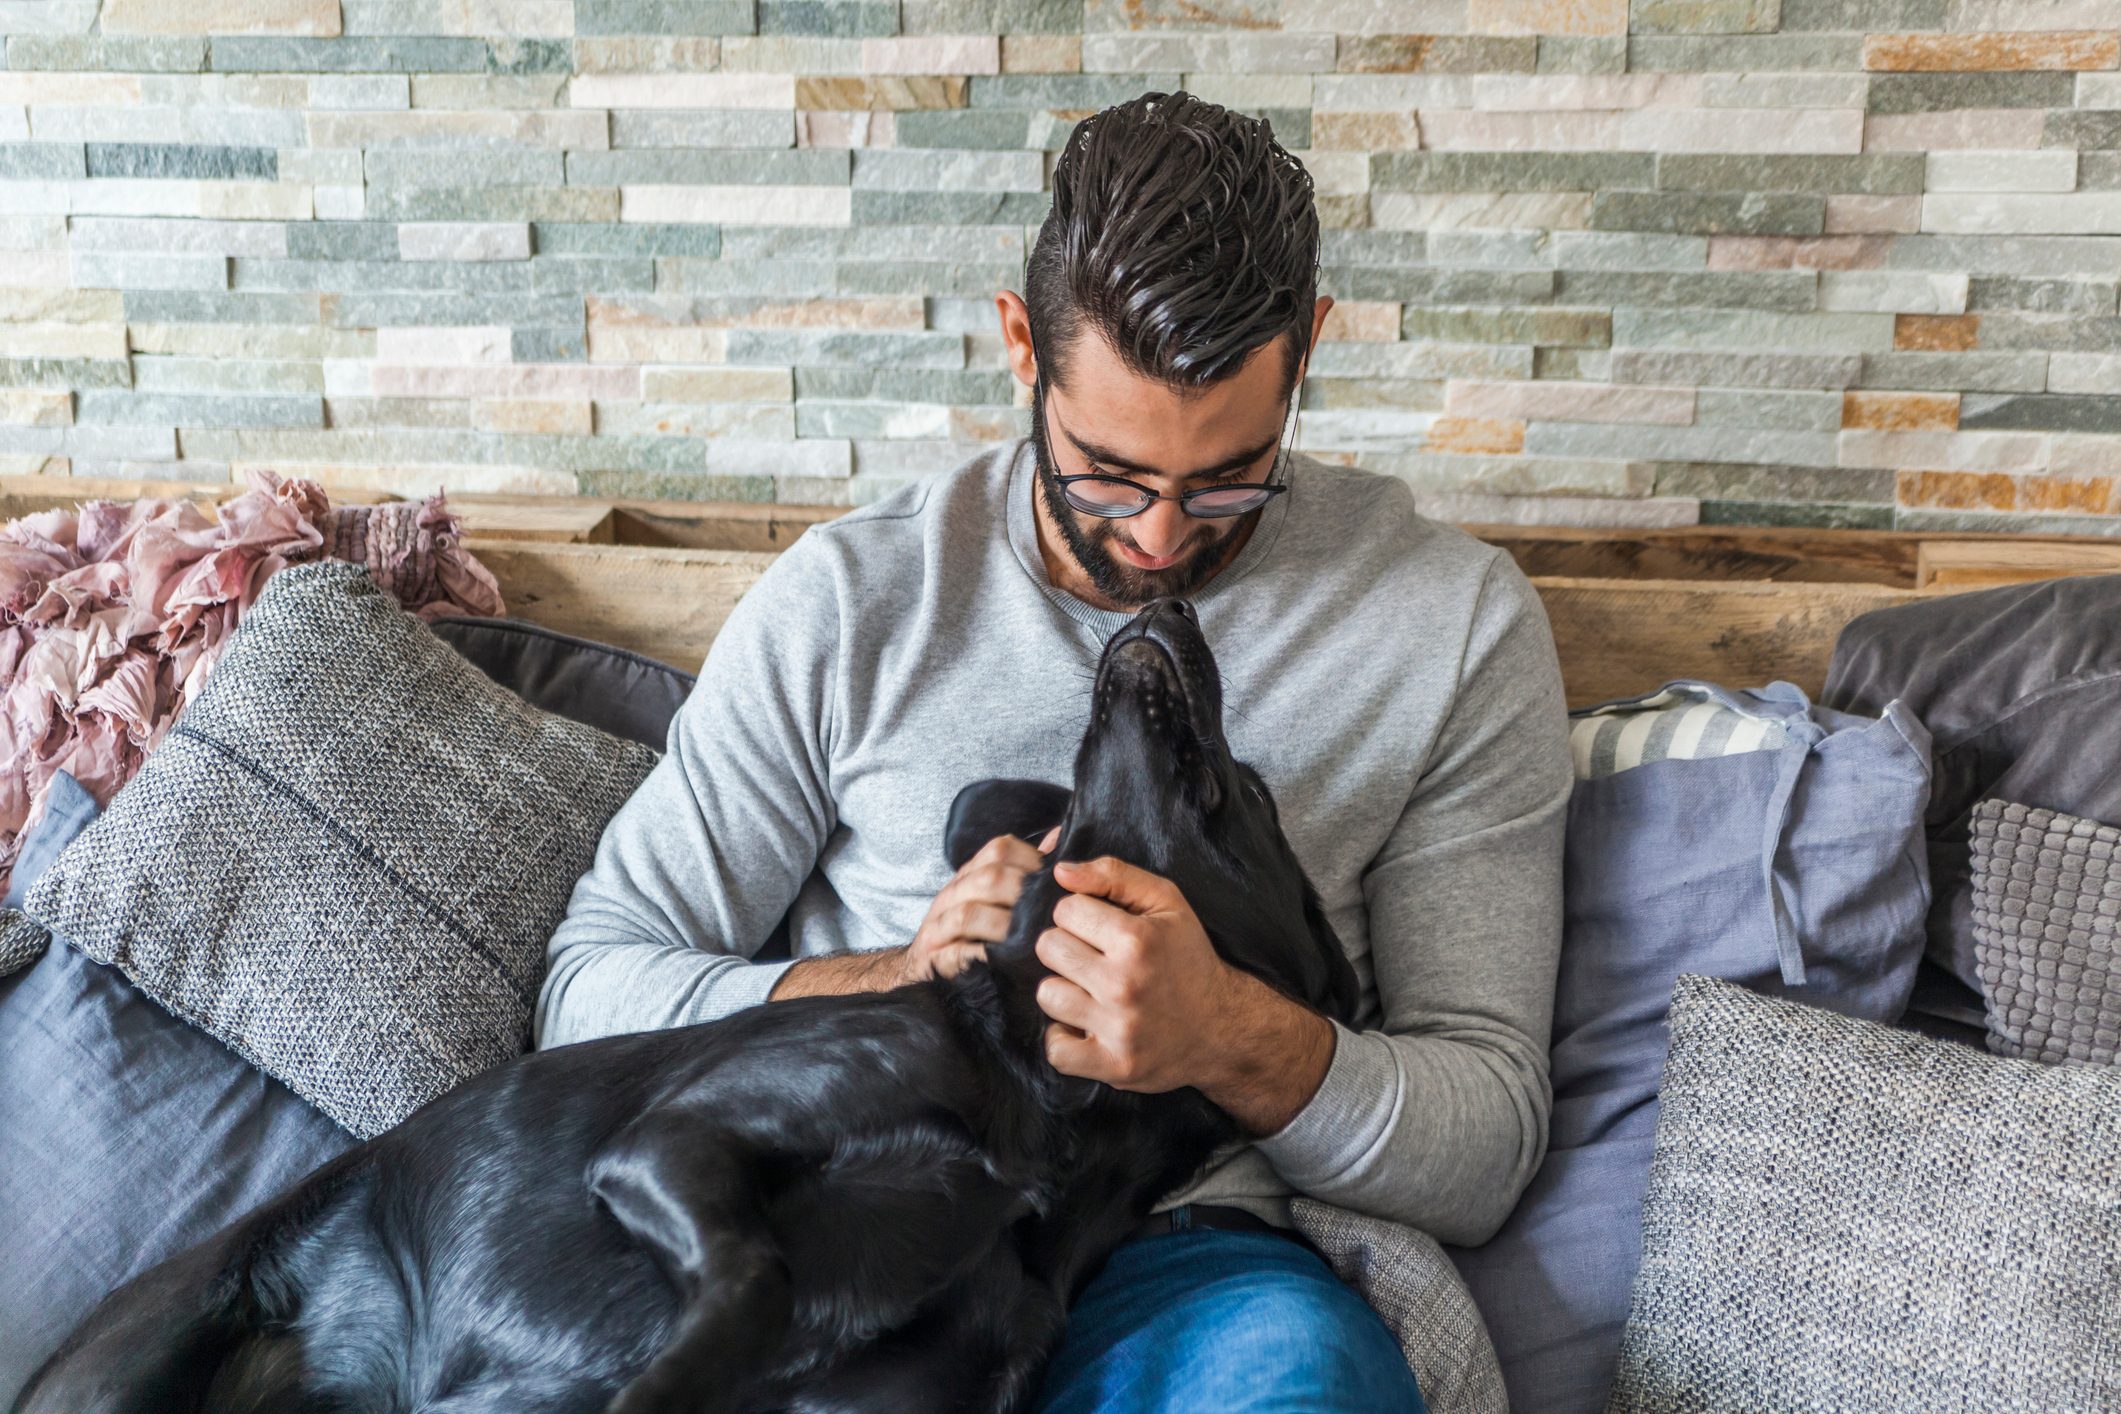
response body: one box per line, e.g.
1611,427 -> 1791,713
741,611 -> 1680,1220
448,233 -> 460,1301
1250,551 -> 1573,1246
533,530 -> 841,1051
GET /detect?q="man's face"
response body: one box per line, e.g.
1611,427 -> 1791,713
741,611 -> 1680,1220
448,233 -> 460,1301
1028,329 -> 1297,609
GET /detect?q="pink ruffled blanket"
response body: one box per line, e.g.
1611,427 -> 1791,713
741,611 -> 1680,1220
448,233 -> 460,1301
0,470 -> 505,898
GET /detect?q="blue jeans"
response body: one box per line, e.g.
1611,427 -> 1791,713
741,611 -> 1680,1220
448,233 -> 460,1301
1030,1219 -> 1429,1414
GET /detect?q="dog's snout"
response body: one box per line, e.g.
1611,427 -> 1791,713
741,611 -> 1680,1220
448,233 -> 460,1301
1147,597 -> 1194,623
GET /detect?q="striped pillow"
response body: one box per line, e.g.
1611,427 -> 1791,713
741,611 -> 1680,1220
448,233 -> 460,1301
1569,685 -> 1792,781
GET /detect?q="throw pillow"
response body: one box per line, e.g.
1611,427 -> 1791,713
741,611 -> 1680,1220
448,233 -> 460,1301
1290,1197 -> 1508,1414
0,941 -> 354,1405
1821,573 -> 2121,1001
23,560 -> 661,1140
1969,797 -> 2121,1066
1451,679 -> 1934,1414
1607,973 -> 2121,1413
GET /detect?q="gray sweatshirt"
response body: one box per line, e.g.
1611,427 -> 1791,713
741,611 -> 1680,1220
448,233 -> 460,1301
534,439 -> 1573,1247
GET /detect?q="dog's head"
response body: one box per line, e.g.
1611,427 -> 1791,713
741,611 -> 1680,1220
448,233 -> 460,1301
947,598 -> 1361,1029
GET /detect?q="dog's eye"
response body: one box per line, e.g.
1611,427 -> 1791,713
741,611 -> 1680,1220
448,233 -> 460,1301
1245,781 -> 1267,804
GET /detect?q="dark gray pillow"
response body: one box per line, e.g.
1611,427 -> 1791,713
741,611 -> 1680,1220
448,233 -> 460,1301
1970,797 -> 2121,1066
23,560 -> 660,1140
428,614 -> 695,750
1822,573 -> 2121,1001
1607,974 -> 2121,1413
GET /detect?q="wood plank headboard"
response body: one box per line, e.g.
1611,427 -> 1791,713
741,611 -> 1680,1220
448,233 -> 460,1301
6,476 -> 2117,708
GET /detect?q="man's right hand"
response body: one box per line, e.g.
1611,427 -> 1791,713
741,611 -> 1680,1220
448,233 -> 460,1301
766,826 -> 1059,1001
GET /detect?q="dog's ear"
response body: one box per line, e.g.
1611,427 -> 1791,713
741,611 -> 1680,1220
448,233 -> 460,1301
1303,884 -> 1363,1027
945,778 -> 1072,871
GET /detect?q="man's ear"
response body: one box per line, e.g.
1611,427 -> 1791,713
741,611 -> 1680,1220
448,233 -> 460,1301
945,778 -> 1072,871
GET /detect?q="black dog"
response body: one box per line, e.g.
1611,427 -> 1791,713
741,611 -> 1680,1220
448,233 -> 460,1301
18,596 -> 1360,1414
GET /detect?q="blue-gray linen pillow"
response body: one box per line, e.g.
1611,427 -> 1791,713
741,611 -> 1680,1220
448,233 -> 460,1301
1449,679 -> 1934,1414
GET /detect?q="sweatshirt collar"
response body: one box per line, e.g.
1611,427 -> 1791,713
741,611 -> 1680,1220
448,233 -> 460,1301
1003,437 -> 1295,641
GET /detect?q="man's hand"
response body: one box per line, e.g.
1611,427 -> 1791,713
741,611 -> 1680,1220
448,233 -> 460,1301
768,826 -> 1058,1001
1035,855 -> 1337,1137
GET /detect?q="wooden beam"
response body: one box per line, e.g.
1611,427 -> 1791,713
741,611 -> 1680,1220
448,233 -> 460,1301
1529,577 -> 1919,708
467,539 -> 776,674
1915,538 -> 2121,590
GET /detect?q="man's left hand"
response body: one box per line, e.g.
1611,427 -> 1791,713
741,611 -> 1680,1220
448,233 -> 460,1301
1034,855 -> 1338,1137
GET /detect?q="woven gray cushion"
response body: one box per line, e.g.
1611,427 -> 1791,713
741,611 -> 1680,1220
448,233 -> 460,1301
1970,797 -> 2121,1066
23,560 -> 659,1140
1607,974 -> 2121,1413
0,909 -> 47,980
1290,1197 -> 1507,1414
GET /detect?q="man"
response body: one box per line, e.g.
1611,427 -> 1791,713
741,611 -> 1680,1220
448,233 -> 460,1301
536,92 -> 1572,1412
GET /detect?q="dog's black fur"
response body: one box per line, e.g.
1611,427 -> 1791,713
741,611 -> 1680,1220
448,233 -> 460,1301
16,597 -> 1359,1414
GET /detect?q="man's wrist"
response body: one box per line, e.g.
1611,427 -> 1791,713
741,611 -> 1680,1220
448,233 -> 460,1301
767,945 -> 910,1001
1195,965 -> 1338,1138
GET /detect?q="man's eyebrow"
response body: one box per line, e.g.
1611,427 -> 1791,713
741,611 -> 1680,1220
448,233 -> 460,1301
1058,416 -> 1280,483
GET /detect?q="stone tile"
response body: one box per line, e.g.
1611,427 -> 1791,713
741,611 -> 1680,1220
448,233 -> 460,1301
1858,351 -> 2048,392
1002,36 -> 1082,73
1591,191 -> 1825,236
619,184 -> 852,225
1338,35 -> 1539,73
1864,109 -> 2047,149
572,1 -> 757,34
862,37 -> 1003,75
573,74 -> 797,109
1865,71 -> 2074,114
398,222 -> 533,261
1657,460 -> 1891,502
1468,0 -> 1629,35
1630,0 -> 1781,33
1864,30 -> 2120,72
1445,378 -> 1696,423
1842,390 -> 1959,430
101,0 -> 342,35
1841,427 -> 2048,473
1824,195 -> 1923,233
1818,271 -> 1970,314
1894,313 -> 1980,350
796,77 -> 971,109
1959,393 -> 2121,433
1926,150 -> 2078,192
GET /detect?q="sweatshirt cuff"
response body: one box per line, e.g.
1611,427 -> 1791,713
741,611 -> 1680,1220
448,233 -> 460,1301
702,954 -> 800,1018
1250,1019 -> 1404,1191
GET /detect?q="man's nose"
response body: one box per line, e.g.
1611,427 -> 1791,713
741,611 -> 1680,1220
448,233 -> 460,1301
1130,499 -> 1189,557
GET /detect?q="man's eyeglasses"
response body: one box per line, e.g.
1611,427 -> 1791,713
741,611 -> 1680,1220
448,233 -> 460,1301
1051,471 -> 1287,520
1024,294 -> 1303,523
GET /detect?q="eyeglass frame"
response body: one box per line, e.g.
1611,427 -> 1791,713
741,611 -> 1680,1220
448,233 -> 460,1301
1024,311 -> 1305,523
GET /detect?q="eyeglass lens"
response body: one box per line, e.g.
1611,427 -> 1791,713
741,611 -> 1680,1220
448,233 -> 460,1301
1061,478 -> 1276,518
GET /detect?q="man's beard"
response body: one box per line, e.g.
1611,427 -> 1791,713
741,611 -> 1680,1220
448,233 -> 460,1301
1028,381 -> 1256,609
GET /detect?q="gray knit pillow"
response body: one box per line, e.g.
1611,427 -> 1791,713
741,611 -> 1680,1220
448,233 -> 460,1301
1969,797 -> 2121,1066
23,561 -> 659,1140
1606,975 -> 2121,1413
1290,1197 -> 1507,1414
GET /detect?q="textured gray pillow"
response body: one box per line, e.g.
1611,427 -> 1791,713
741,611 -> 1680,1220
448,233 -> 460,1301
1970,797 -> 2121,1067
1607,974 -> 2121,1413
1290,1196 -> 1507,1414
23,560 -> 660,1140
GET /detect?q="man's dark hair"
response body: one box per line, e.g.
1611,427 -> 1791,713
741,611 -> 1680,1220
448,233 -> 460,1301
1024,91 -> 1320,398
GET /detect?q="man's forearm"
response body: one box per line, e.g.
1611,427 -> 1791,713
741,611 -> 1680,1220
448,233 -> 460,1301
766,945 -> 912,1001
1195,966 -> 1338,1138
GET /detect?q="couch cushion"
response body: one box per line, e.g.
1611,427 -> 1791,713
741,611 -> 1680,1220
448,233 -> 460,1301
1821,573 -> 2121,1001
0,941 -> 354,1405
1449,679 -> 1934,1414
1970,797 -> 2121,1066
428,614 -> 694,751
1608,973 -> 2121,1412
24,560 -> 661,1140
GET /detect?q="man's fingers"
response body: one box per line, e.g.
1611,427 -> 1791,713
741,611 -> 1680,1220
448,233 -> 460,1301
1038,824 -> 1061,853
932,941 -> 989,980
1034,972 -> 1095,1030
1044,1022 -> 1107,1082
1051,854 -> 1175,916
969,832 -> 1045,880
943,900 -> 1015,944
